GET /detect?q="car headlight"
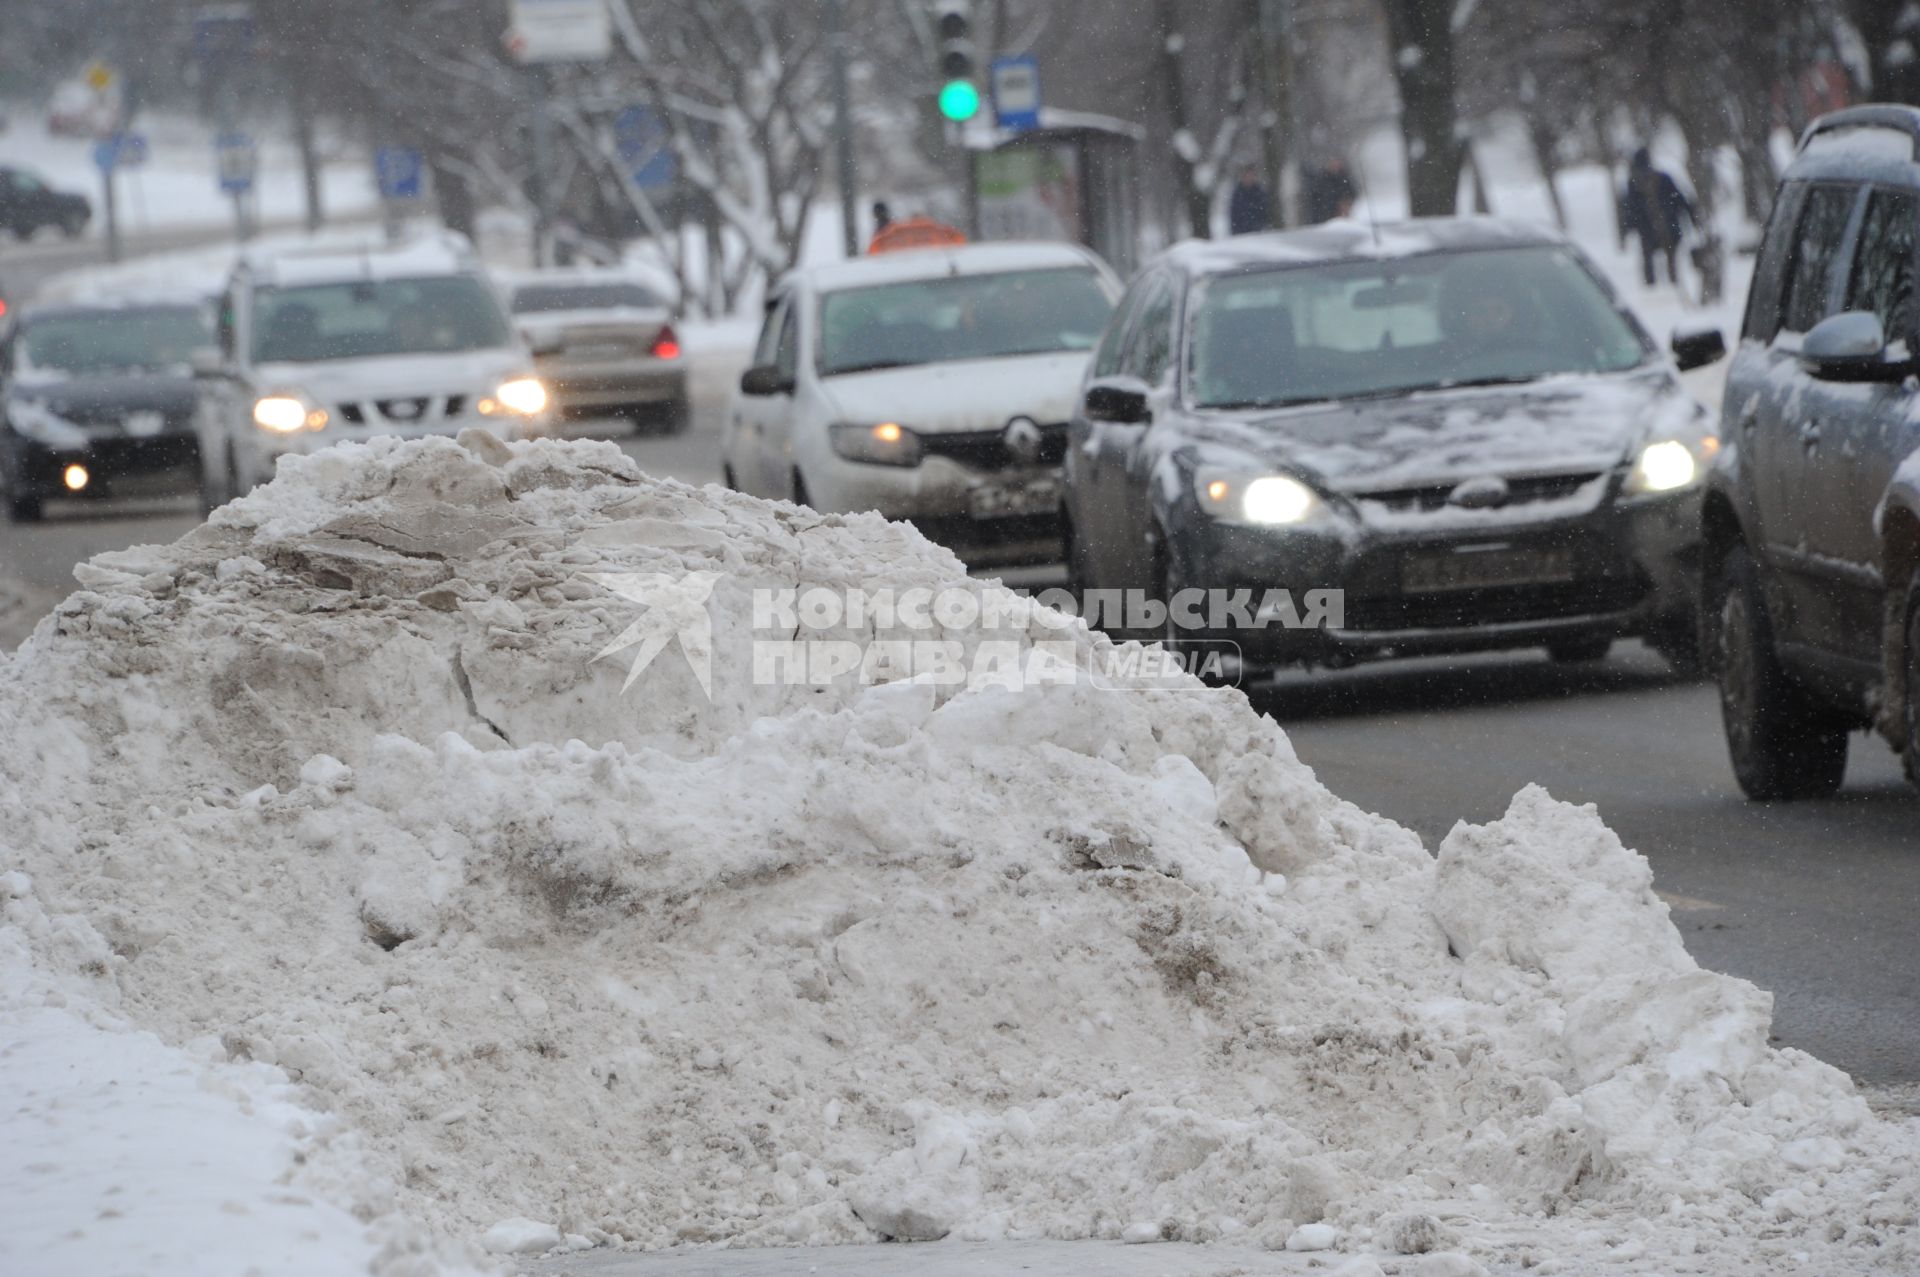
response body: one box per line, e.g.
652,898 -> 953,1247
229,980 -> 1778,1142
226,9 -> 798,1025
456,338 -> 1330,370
253,393 -> 329,434
829,421 -> 923,467
1626,436 -> 1717,495
1195,469 -> 1323,525
481,376 -> 549,417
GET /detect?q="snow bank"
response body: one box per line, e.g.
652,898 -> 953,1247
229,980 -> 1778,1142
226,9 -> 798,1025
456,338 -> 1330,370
1,436 -> 1915,1273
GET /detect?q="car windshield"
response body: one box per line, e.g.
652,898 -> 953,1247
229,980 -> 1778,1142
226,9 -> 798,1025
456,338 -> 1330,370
17,306 -> 211,376
816,267 -> 1113,376
250,276 -> 512,363
511,282 -> 661,313
1188,245 -> 1650,410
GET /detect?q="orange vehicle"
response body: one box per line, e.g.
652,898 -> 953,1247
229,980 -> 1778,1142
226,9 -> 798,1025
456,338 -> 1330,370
867,216 -> 967,255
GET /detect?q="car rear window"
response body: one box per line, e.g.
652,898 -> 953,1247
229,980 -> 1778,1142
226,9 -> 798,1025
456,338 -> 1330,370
1186,245 -> 1648,411
511,282 -> 661,313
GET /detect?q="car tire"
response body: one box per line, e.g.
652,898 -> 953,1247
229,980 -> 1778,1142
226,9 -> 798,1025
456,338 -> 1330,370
59,212 -> 85,240
721,462 -> 738,491
653,399 -> 690,435
6,491 -> 43,523
791,470 -> 811,510
1715,546 -> 1849,801
1904,572 -> 1920,792
1547,635 -> 1613,664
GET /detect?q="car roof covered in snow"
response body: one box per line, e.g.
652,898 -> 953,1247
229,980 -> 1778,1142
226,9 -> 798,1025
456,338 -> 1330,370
1785,105 -> 1920,188
1157,216 -> 1570,278
234,230 -> 483,290
788,240 -> 1112,295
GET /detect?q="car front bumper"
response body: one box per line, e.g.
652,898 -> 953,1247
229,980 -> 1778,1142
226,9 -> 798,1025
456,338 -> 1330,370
1164,485 -> 1701,667
3,429 -> 200,499
807,453 -> 1067,568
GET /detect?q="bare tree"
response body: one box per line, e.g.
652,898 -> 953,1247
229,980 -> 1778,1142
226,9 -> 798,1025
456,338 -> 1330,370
1379,0 -> 1462,216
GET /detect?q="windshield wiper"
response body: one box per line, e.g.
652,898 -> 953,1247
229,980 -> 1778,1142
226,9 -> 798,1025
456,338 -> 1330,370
824,357 -> 922,376
1432,373 -> 1545,391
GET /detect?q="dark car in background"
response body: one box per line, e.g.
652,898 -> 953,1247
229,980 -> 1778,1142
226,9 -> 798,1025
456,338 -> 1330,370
0,166 -> 91,241
1064,218 -> 1726,680
1704,105 -> 1920,800
0,300 -> 211,521
504,272 -> 689,433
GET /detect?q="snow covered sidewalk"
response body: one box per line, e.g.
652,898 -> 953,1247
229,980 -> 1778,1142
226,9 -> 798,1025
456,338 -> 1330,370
1,435 -> 1915,1275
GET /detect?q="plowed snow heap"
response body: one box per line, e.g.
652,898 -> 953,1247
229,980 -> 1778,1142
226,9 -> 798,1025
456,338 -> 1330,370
2,435 -> 1915,1274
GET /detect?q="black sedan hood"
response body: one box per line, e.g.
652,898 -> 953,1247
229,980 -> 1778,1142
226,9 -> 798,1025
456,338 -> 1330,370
11,373 -> 198,424
1179,368 -> 1697,494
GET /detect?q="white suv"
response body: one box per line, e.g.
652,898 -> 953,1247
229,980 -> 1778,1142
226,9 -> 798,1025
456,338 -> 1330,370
724,241 -> 1120,566
194,232 -> 550,504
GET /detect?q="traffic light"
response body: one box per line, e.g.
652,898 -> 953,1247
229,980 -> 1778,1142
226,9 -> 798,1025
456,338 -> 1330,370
934,0 -> 979,121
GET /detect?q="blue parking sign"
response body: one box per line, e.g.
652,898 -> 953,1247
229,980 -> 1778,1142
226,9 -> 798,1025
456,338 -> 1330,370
375,146 -> 425,201
614,105 -> 676,191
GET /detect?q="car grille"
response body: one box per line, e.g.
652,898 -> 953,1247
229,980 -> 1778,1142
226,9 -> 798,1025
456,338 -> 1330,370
1352,470 -> 1607,513
1341,577 -> 1646,633
919,422 -> 1069,471
335,394 -> 469,426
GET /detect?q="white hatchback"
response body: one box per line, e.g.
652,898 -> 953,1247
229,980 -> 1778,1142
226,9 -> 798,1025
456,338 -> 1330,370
723,241 -> 1119,565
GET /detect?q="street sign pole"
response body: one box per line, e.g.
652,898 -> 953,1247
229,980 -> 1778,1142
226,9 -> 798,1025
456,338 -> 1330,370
100,154 -> 122,265
826,0 -> 860,258
530,68 -> 556,266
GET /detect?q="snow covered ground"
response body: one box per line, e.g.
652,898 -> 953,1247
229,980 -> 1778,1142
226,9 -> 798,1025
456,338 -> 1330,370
0,111 -> 378,235
1,435 -> 1915,1276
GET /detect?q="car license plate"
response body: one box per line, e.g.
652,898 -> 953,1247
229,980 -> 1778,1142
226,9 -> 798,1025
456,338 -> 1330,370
567,342 -> 633,361
969,476 -> 1061,519
1401,545 -> 1574,593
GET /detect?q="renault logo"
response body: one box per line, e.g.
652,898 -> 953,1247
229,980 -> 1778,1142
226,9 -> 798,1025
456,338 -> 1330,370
1446,475 -> 1510,509
1003,416 -> 1044,464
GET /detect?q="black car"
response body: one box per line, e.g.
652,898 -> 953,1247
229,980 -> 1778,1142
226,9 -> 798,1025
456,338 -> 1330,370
0,300 -> 212,521
0,166 -> 90,240
1705,105 -> 1920,800
1063,217 -> 1727,680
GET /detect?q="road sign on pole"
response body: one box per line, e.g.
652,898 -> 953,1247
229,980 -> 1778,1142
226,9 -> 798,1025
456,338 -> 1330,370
614,106 -> 676,191
506,0 -> 611,63
374,146 -> 426,201
991,55 -> 1041,133
216,132 -> 257,195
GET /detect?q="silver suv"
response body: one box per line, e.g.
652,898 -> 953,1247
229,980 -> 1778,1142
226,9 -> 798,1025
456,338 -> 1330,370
193,232 -> 550,505
1705,105 -> 1920,799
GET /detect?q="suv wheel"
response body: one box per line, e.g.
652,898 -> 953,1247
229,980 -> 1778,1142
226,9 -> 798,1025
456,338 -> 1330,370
1715,546 -> 1848,800
1904,572 -> 1920,791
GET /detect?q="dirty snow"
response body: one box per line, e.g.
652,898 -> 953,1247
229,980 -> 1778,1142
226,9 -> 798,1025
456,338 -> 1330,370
0,435 -> 1915,1274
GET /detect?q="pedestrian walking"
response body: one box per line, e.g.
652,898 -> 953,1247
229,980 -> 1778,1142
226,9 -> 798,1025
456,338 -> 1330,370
1302,157 -> 1359,224
1619,148 -> 1696,287
1228,165 -> 1273,235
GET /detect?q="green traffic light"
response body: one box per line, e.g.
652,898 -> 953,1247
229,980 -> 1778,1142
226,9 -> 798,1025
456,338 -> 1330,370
939,79 -> 981,122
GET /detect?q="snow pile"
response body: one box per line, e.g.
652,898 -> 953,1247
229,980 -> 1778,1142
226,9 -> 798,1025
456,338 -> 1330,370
1,435 -> 1915,1273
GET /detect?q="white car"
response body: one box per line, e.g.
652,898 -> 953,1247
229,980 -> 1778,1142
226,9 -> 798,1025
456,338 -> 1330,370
194,232 -> 551,504
724,241 -> 1120,565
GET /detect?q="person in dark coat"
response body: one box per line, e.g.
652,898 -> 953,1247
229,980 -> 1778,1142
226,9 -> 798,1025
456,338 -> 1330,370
1620,148 -> 1696,286
1228,165 -> 1273,235
1302,157 -> 1359,224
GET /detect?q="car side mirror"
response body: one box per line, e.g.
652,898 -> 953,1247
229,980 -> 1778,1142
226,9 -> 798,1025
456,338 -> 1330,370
1670,326 -> 1726,372
739,364 -> 794,397
1084,376 -> 1151,425
1799,311 -> 1913,382
189,347 -> 226,378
